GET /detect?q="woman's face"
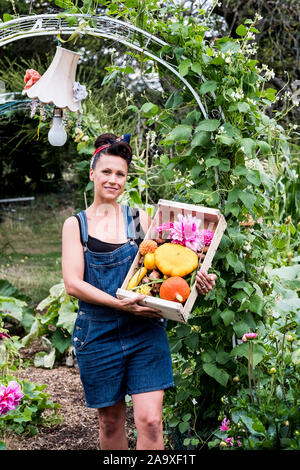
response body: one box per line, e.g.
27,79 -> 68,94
90,153 -> 128,202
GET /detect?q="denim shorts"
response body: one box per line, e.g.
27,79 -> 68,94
72,310 -> 174,408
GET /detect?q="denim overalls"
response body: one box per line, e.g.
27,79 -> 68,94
72,206 -> 174,409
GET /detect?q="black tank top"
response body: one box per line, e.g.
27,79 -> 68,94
74,208 -> 144,252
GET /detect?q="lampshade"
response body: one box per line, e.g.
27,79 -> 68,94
23,46 -> 81,113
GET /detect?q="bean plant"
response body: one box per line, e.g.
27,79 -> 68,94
2,0 -> 299,450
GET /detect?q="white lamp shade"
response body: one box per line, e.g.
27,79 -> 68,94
24,46 -> 81,113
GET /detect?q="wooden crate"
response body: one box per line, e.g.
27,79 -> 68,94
116,199 -> 227,323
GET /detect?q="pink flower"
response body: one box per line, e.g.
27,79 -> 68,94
237,439 -> 242,447
0,332 -> 10,340
156,222 -> 174,233
242,332 -> 258,343
23,69 -> 41,90
156,214 -> 214,252
199,229 -> 214,246
225,437 -> 234,447
220,418 -> 231,432
0,381 -> 23,416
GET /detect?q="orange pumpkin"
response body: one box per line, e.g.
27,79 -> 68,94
160,276 -> 191,303
139,239 -> 158,255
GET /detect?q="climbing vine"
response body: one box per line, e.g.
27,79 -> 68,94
1,0 -> 299,450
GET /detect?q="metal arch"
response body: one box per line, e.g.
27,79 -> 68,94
0,13 -> 210,119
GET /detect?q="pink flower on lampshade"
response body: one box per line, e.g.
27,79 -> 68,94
220,418 -> 231,432
242,332 -> 258,343
156,214 -> 214,253
23,69 -> 41,90
0,381 -> 24,416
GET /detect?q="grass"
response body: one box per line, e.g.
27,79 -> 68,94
0,193 -> 76,305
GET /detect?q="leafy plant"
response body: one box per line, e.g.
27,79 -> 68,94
22,282 -> 78,368
2,0 -> 299,450
0,375 -> 62,443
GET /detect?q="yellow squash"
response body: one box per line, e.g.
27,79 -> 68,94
143,253 -> 156,270
127,267 -> 147,290
154,243 -> 198,277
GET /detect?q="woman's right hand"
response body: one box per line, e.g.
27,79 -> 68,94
118,295 -> 163,318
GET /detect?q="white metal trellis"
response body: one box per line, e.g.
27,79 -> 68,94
0,14 -> 213,119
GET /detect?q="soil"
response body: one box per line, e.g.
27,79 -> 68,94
5,341 -> 136,451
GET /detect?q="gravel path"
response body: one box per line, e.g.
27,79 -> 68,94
6,364 -> 136,451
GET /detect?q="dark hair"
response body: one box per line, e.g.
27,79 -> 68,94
92,133 -> 132,169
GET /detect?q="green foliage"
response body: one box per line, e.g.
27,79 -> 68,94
22,281 -> 78,366
1,0 -> 299,450
0,280 -> 35,335
0,375 -> 62,438
208,263 -> 300,450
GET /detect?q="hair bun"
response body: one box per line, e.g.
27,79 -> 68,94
94,133 -> 118,149
93,133 -> 132,166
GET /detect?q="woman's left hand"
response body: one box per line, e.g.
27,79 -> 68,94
195,270 -> 217,295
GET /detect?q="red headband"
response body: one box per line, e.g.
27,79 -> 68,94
92,144 -> 111,157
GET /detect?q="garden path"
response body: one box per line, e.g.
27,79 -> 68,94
7,344 -> 136,450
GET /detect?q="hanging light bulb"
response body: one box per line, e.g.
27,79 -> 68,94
48,108 -> 67,146
23,47 -> 86,147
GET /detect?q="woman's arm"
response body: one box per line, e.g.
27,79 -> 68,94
62,216 -> 161,317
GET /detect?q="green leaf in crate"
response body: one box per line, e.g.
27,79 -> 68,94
3,13 -> 13,22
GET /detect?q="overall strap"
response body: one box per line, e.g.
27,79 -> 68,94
77,210 -> 88,247
121,205 -> 136,239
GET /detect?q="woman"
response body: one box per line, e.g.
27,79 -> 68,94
62,133 -> 216,450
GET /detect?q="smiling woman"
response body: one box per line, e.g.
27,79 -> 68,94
61,132 -> 216,451
62,133 -> 173,451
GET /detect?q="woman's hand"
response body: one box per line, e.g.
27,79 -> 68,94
195,269 -> 217,295
118,295 -> 163,318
